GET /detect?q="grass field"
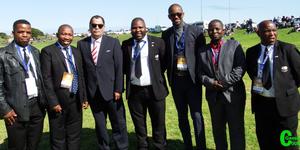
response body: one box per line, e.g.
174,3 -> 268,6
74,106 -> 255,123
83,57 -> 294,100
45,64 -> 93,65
0,28 -> 299,149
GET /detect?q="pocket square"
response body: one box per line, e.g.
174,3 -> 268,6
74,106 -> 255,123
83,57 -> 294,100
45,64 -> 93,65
105,49 -> 111,53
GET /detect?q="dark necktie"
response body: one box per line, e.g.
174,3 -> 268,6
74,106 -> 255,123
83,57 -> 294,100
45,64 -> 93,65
262,47 -> 272,90
134,42 -> 142,78
23,48 -> 35,79
64,48 -> 78,94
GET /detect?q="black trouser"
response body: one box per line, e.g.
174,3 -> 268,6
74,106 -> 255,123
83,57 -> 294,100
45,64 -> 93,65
171,75 -> 206,150
207,93 -> 245,150
48,95 -> 82,150
6,99 -> 45,150
128,85 -> 166,150
254,95 -> 299,150
89,89 -> 128,150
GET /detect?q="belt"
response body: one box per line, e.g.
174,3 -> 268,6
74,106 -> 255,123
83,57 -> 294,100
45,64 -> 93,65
28,97 -> 38,105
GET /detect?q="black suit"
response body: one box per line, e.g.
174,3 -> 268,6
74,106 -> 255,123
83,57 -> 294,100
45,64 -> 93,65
77,36 -> 128,150
162,24 -> 206,149
41,43 -> 87,150
0,42 -> 46,150
246,40 -> 300,150
122,35 -> 168,149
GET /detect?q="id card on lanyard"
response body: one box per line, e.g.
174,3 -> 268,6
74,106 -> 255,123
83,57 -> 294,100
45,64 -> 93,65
16,45 -> 38,97
252,49 -> 270,94
175,32 -> 187,71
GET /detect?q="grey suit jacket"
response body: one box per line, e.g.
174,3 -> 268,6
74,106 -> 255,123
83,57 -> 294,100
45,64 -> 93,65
198,39 -> 246,102
162,23 -> 206,86
77,35 -> 123,101
0,42 -> 46,121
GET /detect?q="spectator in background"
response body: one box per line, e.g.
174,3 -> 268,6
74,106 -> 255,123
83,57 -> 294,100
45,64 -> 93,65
0,19 -> 46,150
162,3 -> 206,150
198,19 -> 246,150
246,20 -> 300,150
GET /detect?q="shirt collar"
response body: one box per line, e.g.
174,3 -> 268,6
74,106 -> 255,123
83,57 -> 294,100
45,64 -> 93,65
134,34 -> 148,45
92,36 -> 102,43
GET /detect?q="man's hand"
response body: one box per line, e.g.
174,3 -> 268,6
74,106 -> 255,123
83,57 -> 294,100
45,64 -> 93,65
52,105 -> 62,113
212,80 -> 223,91
4,110 -> 17,125
82,101 -> 89,109
114,92 -> 121,101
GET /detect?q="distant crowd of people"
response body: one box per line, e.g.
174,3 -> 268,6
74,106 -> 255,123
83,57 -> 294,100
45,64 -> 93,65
0,3 -> 299,150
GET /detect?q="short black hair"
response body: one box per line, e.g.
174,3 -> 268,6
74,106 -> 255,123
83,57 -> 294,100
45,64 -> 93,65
13,19 -> 31,31
57,24 -> 74,34
131,17 -> 146,28
168,3 -> 183,14
209,19 -> 224,28
89,15 -> 105,28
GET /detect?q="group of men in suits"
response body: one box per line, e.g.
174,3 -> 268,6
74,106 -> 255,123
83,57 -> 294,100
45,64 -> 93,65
0,3 -> 299,150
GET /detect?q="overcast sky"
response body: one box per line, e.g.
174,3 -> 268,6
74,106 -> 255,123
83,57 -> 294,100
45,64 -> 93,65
1,0 -> 299,34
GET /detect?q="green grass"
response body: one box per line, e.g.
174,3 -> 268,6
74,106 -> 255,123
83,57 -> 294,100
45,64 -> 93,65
0,29 -> 299,149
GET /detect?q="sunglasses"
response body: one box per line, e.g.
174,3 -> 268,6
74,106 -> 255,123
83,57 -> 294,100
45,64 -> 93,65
91,24 -> 104,29
169,12 -> 183,18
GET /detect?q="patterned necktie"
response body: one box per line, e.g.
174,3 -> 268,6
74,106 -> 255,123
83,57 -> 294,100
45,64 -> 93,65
134,42 -> 142,78
23,48 -> 36,79
91,41 -> 98,65
64,47 -> 78,94
262,47 -> 272,90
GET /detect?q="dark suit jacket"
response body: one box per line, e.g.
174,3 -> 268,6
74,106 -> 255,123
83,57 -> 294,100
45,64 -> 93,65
246,40 -> 300,117
77,35 -> 123,101
122,35 -> 168,100
161,23 -> 206,86
0,42 -> 46,121
198,40 -> 246,103
40,43 -> 86,108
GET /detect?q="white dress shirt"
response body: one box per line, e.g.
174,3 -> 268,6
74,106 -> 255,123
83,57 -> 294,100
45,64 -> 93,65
131,35 -> 152,86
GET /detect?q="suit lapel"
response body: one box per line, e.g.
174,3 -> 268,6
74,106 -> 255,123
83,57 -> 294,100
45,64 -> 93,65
7,42 -> 25,69
169,29 -> 175,59
97,36 -> 107,66
273,41 -> 280,76
205,44 -> 215,75
53,44 -> 68,70
81,37 -> 93,64
147,36 -> 155,74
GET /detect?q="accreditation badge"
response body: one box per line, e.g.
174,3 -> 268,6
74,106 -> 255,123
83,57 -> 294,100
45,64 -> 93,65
60,72 -> 74,89
252,77 -> 263,94
25,76 -> 38,97
176,55 -> 188,71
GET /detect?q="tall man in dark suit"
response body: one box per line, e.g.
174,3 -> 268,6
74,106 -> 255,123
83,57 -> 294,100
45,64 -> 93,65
0,19 -> 46,150
198,19 -> 246,150
40,24 -> 88,150
122,17 -> 168,150
246,20 -> 300,150
77,15 -> 128,150
161,3 -> 206,150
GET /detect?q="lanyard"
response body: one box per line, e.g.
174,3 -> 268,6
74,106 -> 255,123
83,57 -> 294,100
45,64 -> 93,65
175,32 -> 185,53
16,45 -> 32,74
257,49 -> 271,78
133,40 -> 146,60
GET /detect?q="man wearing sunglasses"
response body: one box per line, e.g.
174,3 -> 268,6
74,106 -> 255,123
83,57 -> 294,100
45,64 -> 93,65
77,15 -> 128,150
162,3 -> 206,150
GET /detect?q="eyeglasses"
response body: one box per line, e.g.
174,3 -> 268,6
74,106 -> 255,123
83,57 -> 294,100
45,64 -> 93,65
169,12 -> 183,18
91,24 -> 104,29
